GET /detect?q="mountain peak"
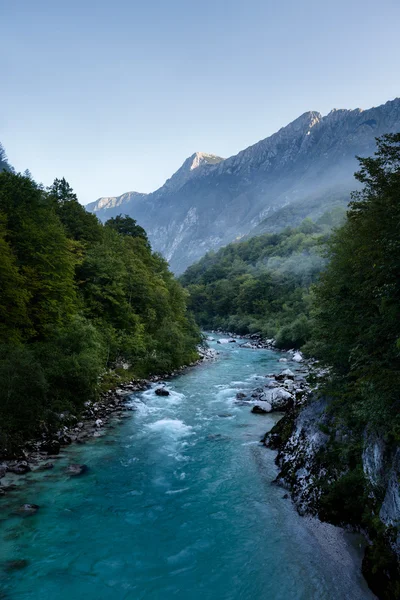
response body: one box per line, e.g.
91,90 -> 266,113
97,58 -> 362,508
189,152 -> 224,171
156,151 -> 224,196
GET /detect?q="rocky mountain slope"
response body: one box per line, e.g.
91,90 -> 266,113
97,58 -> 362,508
88,98 -> 400,273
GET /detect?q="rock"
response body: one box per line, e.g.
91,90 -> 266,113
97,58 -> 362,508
270,388 -> 293,410
276,369 -> 295,381
65,464 -> 88,476
155,387 -> 170,396
292,352 -> 303,362
41,439 -> 61,455
241,342 -> 256,349
252,404 -> 272,415
236,392 -> 247,400
282,493 -> 289,499
217,338 -> 235,344
218,413 -> 234,418
95,419 -> 103,428
0,488 -> 5,496
8,461 -> 31,475
281,369 -> 295,378
0,466 -> 6,479
3,559 -> 29,572
279,358 -> 288,363
15,504 -> 39,516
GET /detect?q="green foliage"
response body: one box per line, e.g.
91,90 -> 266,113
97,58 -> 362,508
181,219 -> 329,348
319,466 -> 368,526
105,214 -> 149,246
0,171 -> 200,453
305,134 -> 400,596
48,178 -> 103,244
310,133 -> 400,435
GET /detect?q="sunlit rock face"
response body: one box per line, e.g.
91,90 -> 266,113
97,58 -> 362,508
87,98 -> 400,273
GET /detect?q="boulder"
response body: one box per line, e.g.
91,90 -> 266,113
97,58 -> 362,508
281,369 -> 295,378
41,439 -> 61,455
155,387 -> 170,396
252,403 -> 272,415
270,388 -> 293,410
292,352 -> 303,362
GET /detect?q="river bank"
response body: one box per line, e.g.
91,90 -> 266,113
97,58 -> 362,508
0,346 -> 218,497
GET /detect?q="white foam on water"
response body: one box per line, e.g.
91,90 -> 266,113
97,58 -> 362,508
147,418 -> 193,439
165,487 -> 189,495
130,401 -> 161,416
164,390 -> 186,405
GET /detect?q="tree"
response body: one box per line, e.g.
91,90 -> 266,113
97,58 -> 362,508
105,214 -> 149,246
311,133 -> 400,428
48,178 -> 103,244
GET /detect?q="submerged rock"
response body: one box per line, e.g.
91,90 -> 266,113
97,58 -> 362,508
3,559 -> 29,572
65,464 -> 88,476
15,504 -> 39,516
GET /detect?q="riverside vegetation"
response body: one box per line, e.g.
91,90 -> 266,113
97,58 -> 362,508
182,134 -> 400,599
0,157 -> 200,456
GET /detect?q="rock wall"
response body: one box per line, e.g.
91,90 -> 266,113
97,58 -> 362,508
264,395 -> 400,599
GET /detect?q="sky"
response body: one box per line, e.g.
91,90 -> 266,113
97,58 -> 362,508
1,0 -> 400,205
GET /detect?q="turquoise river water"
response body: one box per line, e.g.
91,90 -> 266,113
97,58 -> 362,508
0,336 -> 375,599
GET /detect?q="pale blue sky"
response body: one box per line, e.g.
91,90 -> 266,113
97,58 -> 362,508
1,0 -> 399,204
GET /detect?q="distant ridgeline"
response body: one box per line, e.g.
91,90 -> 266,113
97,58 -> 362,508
87,98 -> 400,273
0,167 -> 200,454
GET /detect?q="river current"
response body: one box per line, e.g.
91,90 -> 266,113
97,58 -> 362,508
0,336 -> 374,599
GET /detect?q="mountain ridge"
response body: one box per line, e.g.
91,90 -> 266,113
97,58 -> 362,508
87,98 -> 400,273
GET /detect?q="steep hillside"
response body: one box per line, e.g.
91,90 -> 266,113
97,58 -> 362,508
88,98 -> 400,273
180,208 -> 345,347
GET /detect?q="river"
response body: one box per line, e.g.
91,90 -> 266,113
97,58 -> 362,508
0,336 -> 374,599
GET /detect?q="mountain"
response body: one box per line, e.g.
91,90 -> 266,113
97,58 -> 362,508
88,98 -> 400,273
0,144 -> 11,173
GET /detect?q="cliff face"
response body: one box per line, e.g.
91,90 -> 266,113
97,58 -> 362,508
87,98 -> 400,273
265,397 -> 400,599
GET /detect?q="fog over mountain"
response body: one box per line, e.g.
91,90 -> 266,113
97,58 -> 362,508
87,98 -> 400,273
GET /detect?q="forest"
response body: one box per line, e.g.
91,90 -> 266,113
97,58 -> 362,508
180,206 -> 345,349
0,162 -> 200,453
